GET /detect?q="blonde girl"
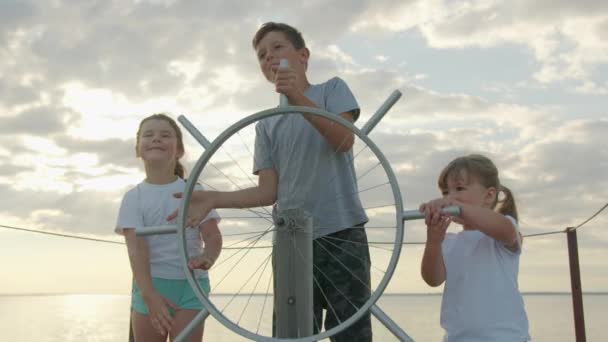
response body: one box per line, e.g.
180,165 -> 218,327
420,154 -> 529,341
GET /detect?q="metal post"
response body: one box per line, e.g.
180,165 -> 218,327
136,225 -> 177,236
279,59 -> 289,107
370,304 -> 414,341
274,208 -> 314,337
566,227 -> 586,342
273,57 -> 313,337
402,206 -> 461,221
361,90 -> 402,135
129,315 -> 134,342
174,309 -> 210,342
178,115 -> 212,149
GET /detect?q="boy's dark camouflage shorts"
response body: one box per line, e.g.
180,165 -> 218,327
313,226 -> 372,342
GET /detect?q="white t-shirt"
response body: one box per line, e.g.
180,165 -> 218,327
115,178 -> 220,280
440,215 -> 530,342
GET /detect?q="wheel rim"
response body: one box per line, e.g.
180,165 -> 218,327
177,106 -> 405,342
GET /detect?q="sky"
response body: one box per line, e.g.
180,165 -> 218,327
0,0 -> 607,295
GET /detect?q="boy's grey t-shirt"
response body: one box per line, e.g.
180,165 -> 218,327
253,77 -> 368,238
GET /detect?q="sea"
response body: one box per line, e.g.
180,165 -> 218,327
0,293 -> 605,341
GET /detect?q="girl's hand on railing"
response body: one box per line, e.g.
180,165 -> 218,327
419,199 -> 460,244
420,198 -> 462,227
425,216 -> 451,244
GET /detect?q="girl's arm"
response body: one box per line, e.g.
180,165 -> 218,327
124,229 -> 155,297
421,242 -> 446,287
124,229 -> 176,334
189,219 -> 223,270
459,203 -> 519,250
420,216 -> 450,287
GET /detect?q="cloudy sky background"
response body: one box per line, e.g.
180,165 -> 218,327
0,0 -> 607,295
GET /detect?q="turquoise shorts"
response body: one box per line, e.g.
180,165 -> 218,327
131,277 -> 210,315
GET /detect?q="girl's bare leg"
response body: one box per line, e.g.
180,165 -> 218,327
170,309 -> 204,342
132,310 -> 167,342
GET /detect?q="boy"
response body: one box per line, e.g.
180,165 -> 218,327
171,22 -> 372,342
252,22 -> 371,342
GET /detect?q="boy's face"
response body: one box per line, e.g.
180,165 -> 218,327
255,31 -> 309,83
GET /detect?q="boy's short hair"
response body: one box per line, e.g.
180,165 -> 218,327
252,22 -> 306,50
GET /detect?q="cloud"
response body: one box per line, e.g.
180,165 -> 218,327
0,0 -> 606,294
0,186 -> 125,236
0,162 -> 34,177
53,135 -> 138,169
0,79 -> 42,107
0,0 -> 37,43
0,106 -> 76,135
513,119 -> 608,227
351,0 -> 432,33
350,0 -> 608,91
